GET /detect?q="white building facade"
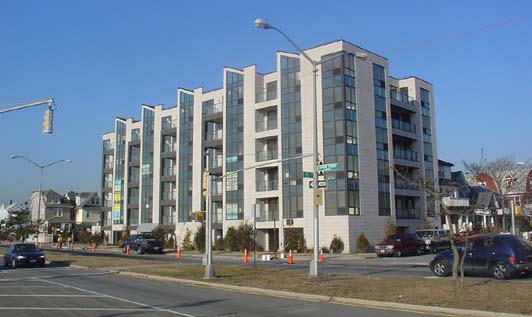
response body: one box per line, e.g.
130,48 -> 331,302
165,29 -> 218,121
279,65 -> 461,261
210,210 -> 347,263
101,40 -> 439,252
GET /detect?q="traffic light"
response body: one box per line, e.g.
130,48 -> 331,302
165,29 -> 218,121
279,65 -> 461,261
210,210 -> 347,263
42,108 -> 53,134
202,171 -> 209,197
317,160 -> 324,176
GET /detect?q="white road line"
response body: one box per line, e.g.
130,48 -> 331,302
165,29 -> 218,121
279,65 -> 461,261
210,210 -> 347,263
0,307 -> 162,311
34,278 -> 197,317
0,286 -> 63,288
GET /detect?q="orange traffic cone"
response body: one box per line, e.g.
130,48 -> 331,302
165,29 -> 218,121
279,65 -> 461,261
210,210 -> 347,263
288,249 -> 294,265
38,243 -> 42,250
92,246 -> 96,253
126,245 -> 130,256
55,243 -> 59,251
243,249 -> 249,263
176,246 -> 181,259
319,248 -> 325,263
70,244 -> 74,252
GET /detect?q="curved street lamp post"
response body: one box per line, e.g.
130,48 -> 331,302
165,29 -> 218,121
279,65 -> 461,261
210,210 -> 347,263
11,155 -> 71,243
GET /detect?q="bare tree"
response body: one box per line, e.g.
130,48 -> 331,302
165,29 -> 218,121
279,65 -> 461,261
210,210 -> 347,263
463,155 -> 531,231
394,165 -> 473,287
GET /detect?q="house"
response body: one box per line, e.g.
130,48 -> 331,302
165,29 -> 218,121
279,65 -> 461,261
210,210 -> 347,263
30,190 -> 75,243
66,192 -> 102,230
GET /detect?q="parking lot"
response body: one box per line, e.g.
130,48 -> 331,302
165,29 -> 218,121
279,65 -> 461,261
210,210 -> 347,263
0,266 -> 181,316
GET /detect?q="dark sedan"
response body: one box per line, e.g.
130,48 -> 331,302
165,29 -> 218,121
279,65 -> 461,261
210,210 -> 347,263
3,243 -> 45,268
430,234 -> 532,279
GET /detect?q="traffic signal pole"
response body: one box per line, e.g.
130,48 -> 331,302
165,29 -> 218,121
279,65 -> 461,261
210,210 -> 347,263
0,99 -> 55,134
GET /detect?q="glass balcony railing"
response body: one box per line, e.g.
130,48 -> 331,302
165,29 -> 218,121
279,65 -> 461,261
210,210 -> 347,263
207,155 -> 223,169
256,119 -> 278,132
257,209 -> 279,222
257,179 -> 278,191
161,191 -> 176,201
161,215 -> 175,225
390,90 -> 415,107
162,167 -> 176,177
129,155 -> 140,163
103,143 -> 114,151
128,198 -> 139,204
103,200 -> 113,207
203,102 -> 223,115
256,91 -> 277,103
394,179 -> 419,190
392,119 -> 416,134
205,130 -> 223,142
394,149 -> 418,162
162,119 -> 177,130
103,181 -> 113,188
162,143 -> 176,153
256,149 -> 278,162
396,208 -> 420,219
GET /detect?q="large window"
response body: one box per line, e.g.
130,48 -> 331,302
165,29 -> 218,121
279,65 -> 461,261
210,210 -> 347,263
178,92 -> 194,222
140,109 -> 154,223
281,56 -> 303,218
373,64 -> 391,216
225,71 -> 244,220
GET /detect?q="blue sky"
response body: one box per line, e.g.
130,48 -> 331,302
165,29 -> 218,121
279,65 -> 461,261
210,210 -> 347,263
1,0 -> 531,204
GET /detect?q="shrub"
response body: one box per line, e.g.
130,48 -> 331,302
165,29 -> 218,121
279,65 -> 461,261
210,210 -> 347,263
256,244 -> 264,252
384,217 -> 398,240
214,237 -> 225,251
236,222 -> 254,252
193,223 -> 206,252
224,226 -> 238,251
284,228 -> 305,252
166,235 -> 175,249
181,228 -> 194,251
329,235 -> 344,253
320,246 -> 329,254
151,225 -> 166,240
356,232 -> 370,253
78,230 -> 91,244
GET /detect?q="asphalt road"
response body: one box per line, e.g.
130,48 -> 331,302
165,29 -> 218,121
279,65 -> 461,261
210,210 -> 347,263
0,265 -> 455,317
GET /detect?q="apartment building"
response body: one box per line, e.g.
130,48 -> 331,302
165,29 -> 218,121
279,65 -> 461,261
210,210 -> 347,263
101,40 -> 439,252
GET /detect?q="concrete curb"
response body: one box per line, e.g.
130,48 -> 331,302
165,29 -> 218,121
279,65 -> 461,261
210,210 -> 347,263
116,270 -> 530,317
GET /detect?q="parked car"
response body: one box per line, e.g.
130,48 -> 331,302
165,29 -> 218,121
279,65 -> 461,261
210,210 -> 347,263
3,243 -> 45,268
430,234 -> 532,279
121,233 -> 164,254
375,233 -> 426,257
416,229 -> 451,253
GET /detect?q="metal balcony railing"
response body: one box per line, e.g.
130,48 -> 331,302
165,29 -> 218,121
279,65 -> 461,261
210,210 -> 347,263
396,208 -> 420,219
394,179 -> 419,190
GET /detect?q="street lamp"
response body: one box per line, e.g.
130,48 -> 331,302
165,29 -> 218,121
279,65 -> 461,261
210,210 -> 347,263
254,19 -> 367,276
11,155 -> 72,242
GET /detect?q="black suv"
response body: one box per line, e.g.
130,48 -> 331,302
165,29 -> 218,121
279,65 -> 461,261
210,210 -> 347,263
430,234 -> 532,279
121,233 -> 164,254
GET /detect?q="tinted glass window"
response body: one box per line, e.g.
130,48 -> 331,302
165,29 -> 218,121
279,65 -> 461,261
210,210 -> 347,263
138,233 -> 154,239
503,236 -> 532,251
15,244 -> 37,252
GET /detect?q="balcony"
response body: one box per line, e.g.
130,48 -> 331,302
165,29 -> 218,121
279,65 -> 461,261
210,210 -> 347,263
256,91 -> 277,103
104,162 -> 114,169
442,197 -> 470,207
390,90 -> 415,109
161,215 -> 175,226
396,208 -> 420,219
203,102 -> 223,115
395,179 -> 419,190
162,167 -> 176,177
394,149 -> 418,162
162,143 -> 176,153
257,179 -> 278,192
162,119 -> 177,130
103,200 -> 113,207
257,209 -> 279,222
103,181 -> 113,189
207,155 -> 223,169
392,119 -> 416,134
205,130 -> 223,142
256,149 -> 278,162
161,191 -> 176,201
256,119 -> 277,132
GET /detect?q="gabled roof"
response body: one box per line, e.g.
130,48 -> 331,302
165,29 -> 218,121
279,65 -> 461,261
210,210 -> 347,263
76,192 -> 100,208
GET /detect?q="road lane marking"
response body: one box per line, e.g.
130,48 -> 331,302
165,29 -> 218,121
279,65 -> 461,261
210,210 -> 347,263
0,294 -> 105,297
34,277 -> 198,317
0,307 -> 163,312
